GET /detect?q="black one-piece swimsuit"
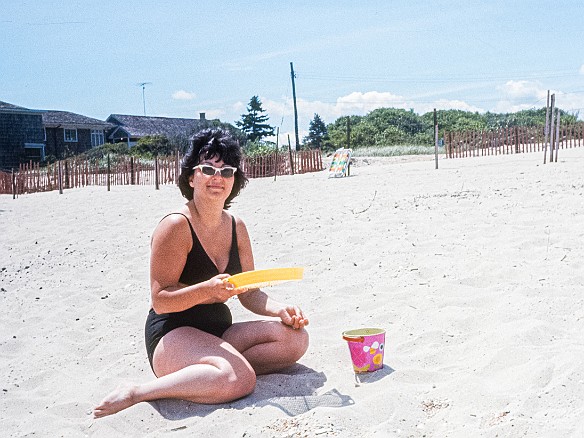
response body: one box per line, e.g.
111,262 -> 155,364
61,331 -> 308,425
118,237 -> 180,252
144,213 -> 242,370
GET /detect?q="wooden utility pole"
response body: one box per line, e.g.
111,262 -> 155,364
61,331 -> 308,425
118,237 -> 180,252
290,62 -> 300,151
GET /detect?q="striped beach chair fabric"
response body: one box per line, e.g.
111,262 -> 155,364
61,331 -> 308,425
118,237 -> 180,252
328,148 -> 352,178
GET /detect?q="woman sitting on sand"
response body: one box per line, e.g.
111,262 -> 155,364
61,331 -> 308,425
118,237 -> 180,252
94,129 -> 309,418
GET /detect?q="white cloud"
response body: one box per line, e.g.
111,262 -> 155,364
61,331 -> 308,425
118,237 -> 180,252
172,90 -> 196,100
263,91 -> 409,128
231,101 -> 246,113
546,92 -> 584,119
334,91 -> 406,114
497,80 -> 546,100
579,64 -> 584,75
493,101 -> 537,114
493,81 -> 584,118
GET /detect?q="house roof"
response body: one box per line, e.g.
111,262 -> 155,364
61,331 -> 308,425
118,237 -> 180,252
106,114 -> 212,139
42,110 -> 113,129
0,100 -> 42,114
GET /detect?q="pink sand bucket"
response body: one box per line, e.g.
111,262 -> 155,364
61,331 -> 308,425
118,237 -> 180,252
342,328 -> 386,373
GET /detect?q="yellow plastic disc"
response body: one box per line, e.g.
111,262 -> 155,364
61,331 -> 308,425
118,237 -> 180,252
226,267 -> 304,290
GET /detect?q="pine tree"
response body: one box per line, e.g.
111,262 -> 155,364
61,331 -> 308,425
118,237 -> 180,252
303,113 -> 329,149
235,96 -> 275,142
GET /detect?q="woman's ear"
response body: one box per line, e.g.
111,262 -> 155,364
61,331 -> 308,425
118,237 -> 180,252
189,175 -> 195,188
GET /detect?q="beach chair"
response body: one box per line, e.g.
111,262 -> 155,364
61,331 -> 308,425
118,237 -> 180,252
328,148 -> 352,178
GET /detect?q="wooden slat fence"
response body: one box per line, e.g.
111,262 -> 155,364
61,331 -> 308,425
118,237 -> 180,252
445,124 -> 584,159
243,149 -> 323,178
1,149 -> 323,196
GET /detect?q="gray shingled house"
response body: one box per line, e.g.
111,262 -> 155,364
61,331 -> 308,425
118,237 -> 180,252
0,101 -> 44,170
1,100 -> 114,169
43,110 -> 114,160
106,113 -> 213,147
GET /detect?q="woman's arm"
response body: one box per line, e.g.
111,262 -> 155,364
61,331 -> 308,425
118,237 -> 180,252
150,214 -> 236,314
234,216 -> 309,329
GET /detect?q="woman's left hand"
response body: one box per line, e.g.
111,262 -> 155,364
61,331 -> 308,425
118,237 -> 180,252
278,305 -> 309,330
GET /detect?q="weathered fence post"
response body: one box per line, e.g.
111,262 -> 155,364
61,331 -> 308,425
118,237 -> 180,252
130,156 -> 135,185
554,110 -> 561,163
543,90 -> 550,156
107,153 -> 111,192
155,155 -> 160,190
63,160 -> 69,189
287,135 -> 295,175
58,160 -> 63,194
274,127 -> 279,181
11,168 -> 16,199
175,149 -> 180,184
544,93 -> 555,164
434,108 -> 439,169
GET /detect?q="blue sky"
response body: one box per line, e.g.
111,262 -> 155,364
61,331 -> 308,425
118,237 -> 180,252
2,1 -> 584,142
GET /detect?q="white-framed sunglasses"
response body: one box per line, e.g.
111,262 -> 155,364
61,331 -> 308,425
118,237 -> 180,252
193,164 -> 237,178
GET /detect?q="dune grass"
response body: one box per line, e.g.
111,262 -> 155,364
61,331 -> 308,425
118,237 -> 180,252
350,145 -> 444,157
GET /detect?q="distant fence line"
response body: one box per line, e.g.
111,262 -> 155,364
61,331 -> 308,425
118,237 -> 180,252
0,149 -> 323,196
444,124 -> 584,158
243,149 -> 323,179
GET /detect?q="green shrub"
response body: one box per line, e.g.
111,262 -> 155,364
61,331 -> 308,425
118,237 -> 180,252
243,140 -> 280,157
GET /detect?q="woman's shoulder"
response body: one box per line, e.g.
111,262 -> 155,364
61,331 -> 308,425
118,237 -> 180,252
227,212 -> 251,242
160,210 -> 191,225
154,210 -> 192,237
226,211 -> 247,228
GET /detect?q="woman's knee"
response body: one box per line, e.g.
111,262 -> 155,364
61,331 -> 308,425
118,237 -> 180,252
284,327 -> 309,362
216,372 -> 256,403
213,362 -> 256,402
296,328 -> 310,358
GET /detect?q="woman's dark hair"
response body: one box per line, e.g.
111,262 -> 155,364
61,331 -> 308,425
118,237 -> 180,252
178,128 -> 248,209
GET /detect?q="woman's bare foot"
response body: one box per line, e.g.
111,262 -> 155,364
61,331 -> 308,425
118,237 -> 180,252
93,383 -> 140,418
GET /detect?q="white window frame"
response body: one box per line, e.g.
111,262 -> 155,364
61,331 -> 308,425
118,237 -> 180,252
91,129 -> 104,147
64,128 -> 78,142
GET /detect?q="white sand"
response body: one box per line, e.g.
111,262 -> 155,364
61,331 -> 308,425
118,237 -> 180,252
1,147 -> 584,437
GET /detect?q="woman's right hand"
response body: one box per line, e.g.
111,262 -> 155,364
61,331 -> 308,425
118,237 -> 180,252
204,273 -> 237,303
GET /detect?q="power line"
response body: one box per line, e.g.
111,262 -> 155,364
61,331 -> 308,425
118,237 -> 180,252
298,69 -> 580,84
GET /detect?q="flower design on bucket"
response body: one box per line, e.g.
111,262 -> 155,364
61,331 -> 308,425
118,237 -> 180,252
373,353 -> 383,365
358,341 -> 384,368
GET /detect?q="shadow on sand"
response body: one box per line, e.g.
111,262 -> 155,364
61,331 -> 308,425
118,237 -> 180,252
353,364 -> 395,386
150,364 -> 355,420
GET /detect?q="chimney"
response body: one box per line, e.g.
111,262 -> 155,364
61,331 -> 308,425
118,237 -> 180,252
199,112 -> 206,120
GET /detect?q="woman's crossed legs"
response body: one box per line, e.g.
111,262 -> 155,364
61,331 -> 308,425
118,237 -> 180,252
93,320 -> 308,418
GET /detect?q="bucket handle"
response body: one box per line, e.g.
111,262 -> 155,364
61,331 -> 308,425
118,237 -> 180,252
342,335 -> 364,343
